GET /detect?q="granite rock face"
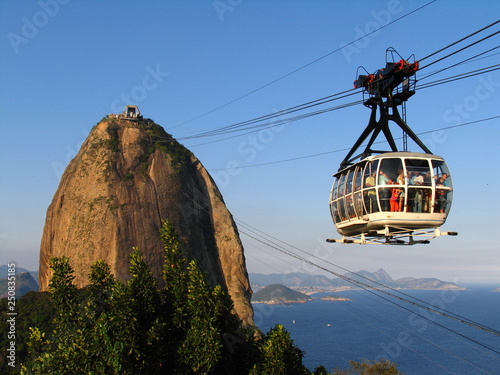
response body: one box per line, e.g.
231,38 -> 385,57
39,116 -> 253,325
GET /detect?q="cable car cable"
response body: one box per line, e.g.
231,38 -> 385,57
252,237 -> 497,372
149,99 -> 362,147
227,24 -> 499,135
174,183 -> 500,357
181,100 -> 362,145
177,179 -> 494,337
170,61 -> 499,145
239,220 -> 498,337
161,27 -> 500,145
148,67 -> 499,171
174,68 -> 499,148
334,290 -> 499,373
207,114 -> 500,171
419,19 -> 500,63
247,243 -> 486,373
237,219 -> 500,336
420,29 -> 500,71
164,18 -> 498,142
177,91 -> 359,139
244,230 -> 500,368
239,228 -> 500,356
240,228 -> 500,353
167,1 -> 437,131
419,64 -> 500,90
177,89 -> 360,139
419,45 -> 500,81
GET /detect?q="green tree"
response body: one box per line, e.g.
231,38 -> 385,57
250,324 -> 311,375
178,260 -> 224,373
48,257 -> 79,327
22,257 -> 90,374
87,259 -> 115,316
124,248 -> 164,373
313,365 -> 331,375
85,258 -> 135,374
347,359 -> 404,375
332,359 -> 404,375
160,219 -> 190,369
161,219 -> 189,329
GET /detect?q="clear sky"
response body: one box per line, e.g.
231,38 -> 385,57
1,0 -> 499,284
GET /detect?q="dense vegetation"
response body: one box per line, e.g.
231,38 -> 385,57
1,221 -> 404,374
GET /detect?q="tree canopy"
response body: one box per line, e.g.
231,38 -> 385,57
19,220 -> 311,374
5,220 -> 403,375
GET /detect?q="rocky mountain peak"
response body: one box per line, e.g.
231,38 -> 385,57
39,113 -> 253,325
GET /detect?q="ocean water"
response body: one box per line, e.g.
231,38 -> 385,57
253,288 -> 500,374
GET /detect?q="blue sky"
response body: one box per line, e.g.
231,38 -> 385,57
1,0 -> 499,284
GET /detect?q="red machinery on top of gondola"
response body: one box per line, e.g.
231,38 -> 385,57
354,59 -> 419,96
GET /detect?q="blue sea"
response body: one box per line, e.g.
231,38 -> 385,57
253,287 -> 500,374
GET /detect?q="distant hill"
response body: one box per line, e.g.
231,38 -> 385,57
252,284 -> 312,304
0,264 -> 31,278
250,272 -> 333,287
249,269 -> 466,291
0,272 -> 39,298
391,277 -> 464,290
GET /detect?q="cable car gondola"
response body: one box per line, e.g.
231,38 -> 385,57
328,49 -> 457,245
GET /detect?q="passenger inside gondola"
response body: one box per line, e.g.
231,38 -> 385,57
397,169 -> 406,211
389,181 -> 401,212
408,172 -> 423,212
406,159 -> 432,213
378,158 -> 404,211
363,161 -> 379,214
432,160 -> 452,214
435,173 -> 450,213
378,169 -> 391,211
364,171 -> 378,213
344,171 -> 356,218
